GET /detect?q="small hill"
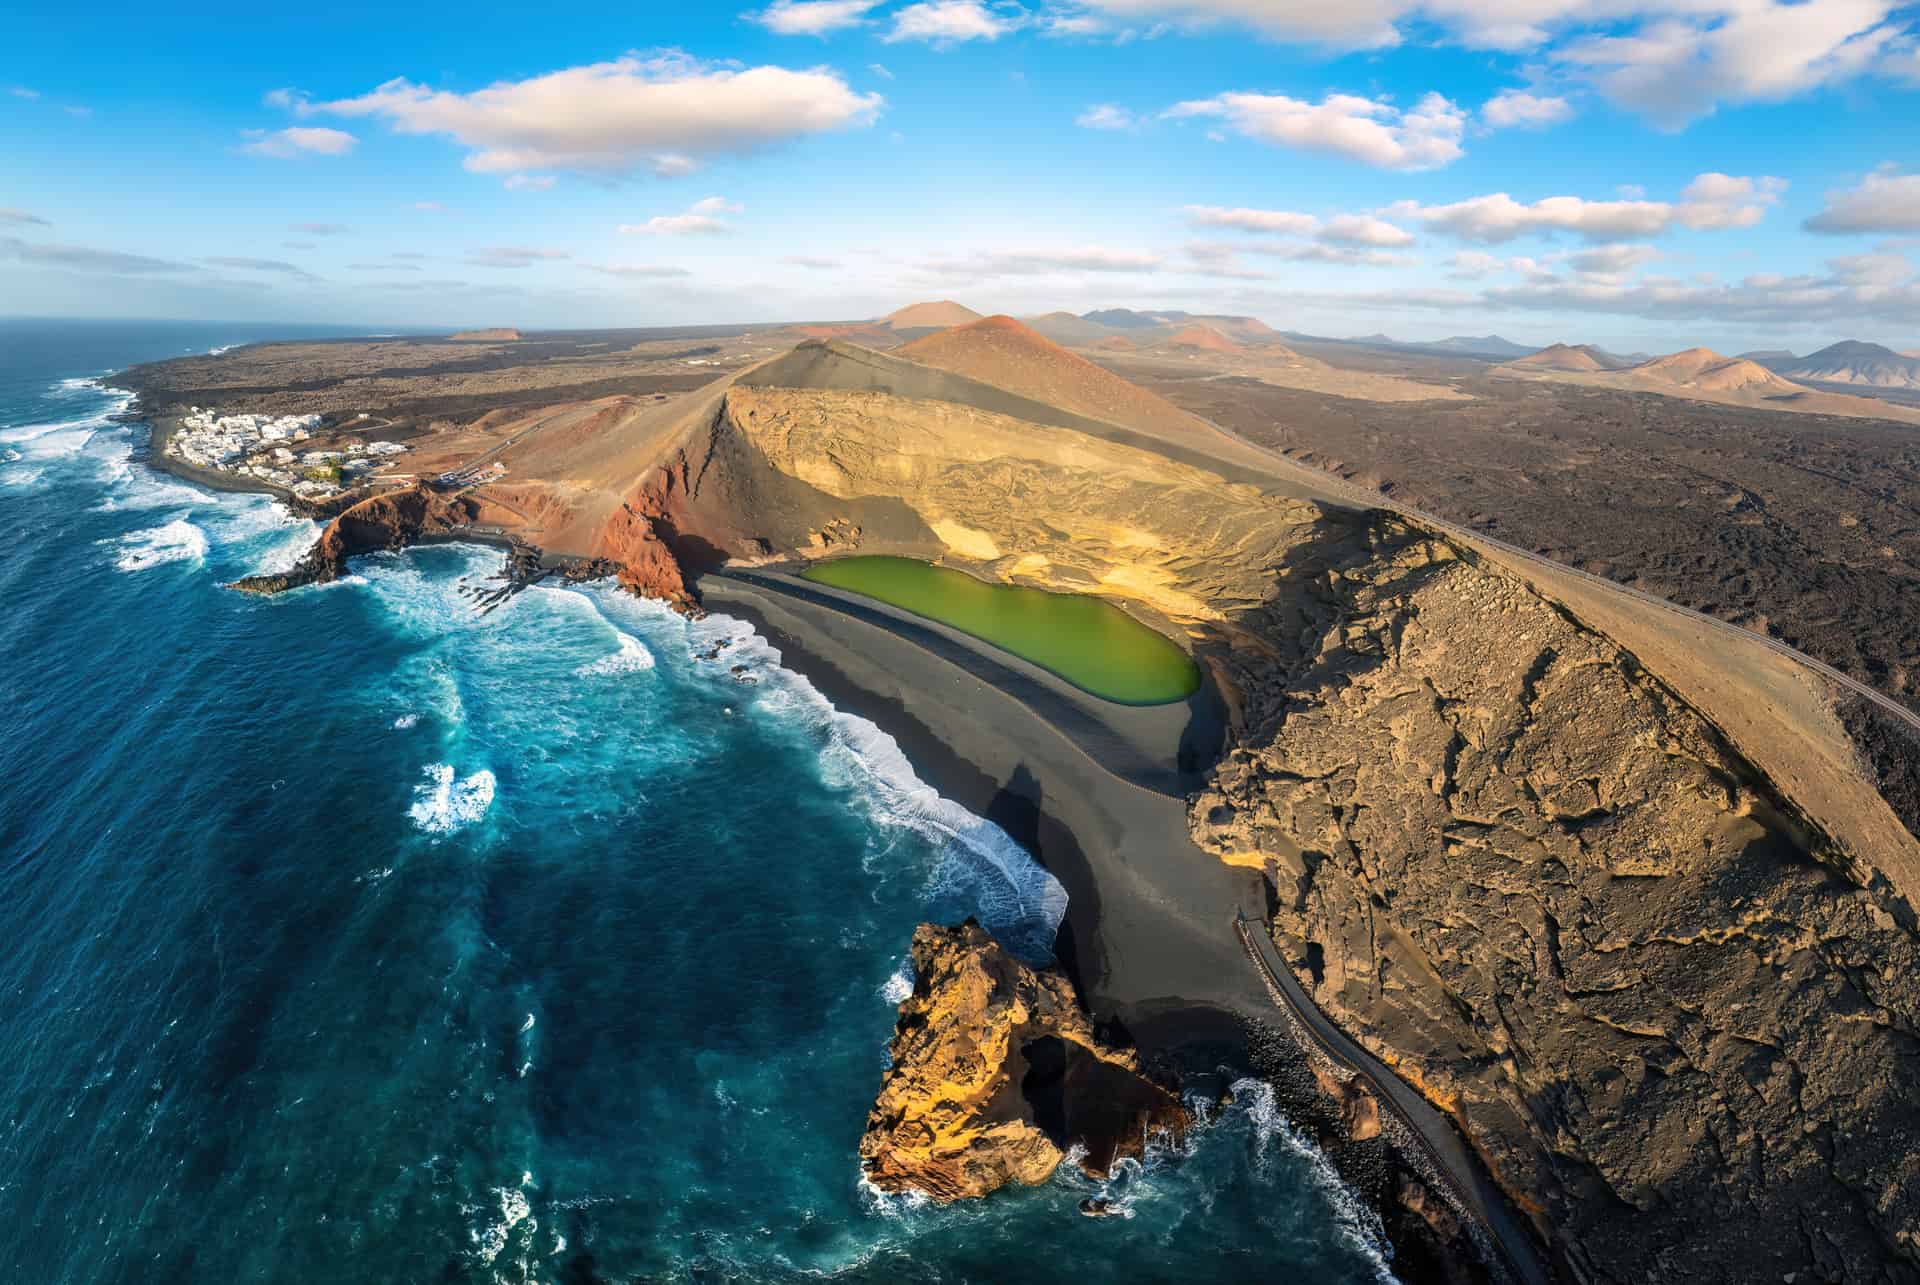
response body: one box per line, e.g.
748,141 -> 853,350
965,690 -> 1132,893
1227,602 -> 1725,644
450,327 -> 520,342
1507,343 -> 1616,372
1022,311 -> 1116,346
1082,308 -> 1183,330
883,300 -> 983,331
1634,348 -> 1803,393
1426,335 -> 1535,358
897,315 -> 1219,443
1094,335 -> 1137,351
1163,324 -> 1244,354
784,322 -> 896,346
1770,340 -> 1920,390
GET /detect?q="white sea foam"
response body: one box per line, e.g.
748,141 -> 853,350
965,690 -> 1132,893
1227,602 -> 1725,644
109,519 -> 209,572
574,629 -> 655,677
879,959 -> 914,1005
409,764 -> 497,834
394,713 -> 420,730
1232,1077 -> 1398,1283
857,1172 -> 930,1219
470,1181 -> 535,1267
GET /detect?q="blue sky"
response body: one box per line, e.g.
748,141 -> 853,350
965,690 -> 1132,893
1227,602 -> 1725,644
5,0 -> 1920,350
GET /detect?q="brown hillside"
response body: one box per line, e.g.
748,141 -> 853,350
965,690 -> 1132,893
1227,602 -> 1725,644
897,315 -> 1222,443
883,300 -> 984,330
1508,343 -> 1608,372
1163,324 -> 1244,354
785,322 -> 895,345
1095,335 -> 1137,351
1635,348 -> 1802,393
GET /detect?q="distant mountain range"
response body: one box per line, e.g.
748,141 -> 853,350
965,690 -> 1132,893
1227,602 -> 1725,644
1761,340 -> 1920,390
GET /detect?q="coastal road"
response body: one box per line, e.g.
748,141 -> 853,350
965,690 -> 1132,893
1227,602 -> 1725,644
1192,407 -> 1920,737
1234,914 -> 1555,1285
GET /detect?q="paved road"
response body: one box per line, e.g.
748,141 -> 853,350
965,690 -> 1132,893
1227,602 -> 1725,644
1234,915 -> 1555,1285
1193,409 -> 1920,737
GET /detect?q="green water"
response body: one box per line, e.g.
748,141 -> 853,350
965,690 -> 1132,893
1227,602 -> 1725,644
800,556 -> 1202,705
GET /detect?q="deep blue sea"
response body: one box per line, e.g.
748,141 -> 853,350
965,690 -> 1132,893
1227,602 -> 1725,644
0,319 -> 1397,1283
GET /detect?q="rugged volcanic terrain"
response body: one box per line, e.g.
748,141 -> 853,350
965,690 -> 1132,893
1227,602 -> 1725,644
860,921 -> 1188,1200
154,317 -> 1920,1282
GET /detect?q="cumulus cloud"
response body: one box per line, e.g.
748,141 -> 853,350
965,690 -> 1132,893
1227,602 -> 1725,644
0,209 -> 49,227
467,246 -> 571,268
917,245 -> 1163,276
749,0 -> 884,35
1805,168 -> 1920,234
1166,91 -> 1466,170
1481,89 -> 1573,129
1564,242 -> 1663,277
1056,1 -> 1915,123
1,236 -> 193,275
1555,0 -> 1901,127
1385,174 -> 1781,243
238,126 -> 358,158
1446,250 -> 1504,279
1321,213 -> 1415,246
884,1 -> 1029,43
620,196 -> 744,236
782,253 -> 842,268
503,174 -> 557,191
296,53 -> 882,181
1184,205 -> 1321,235
1076,104 -> 1137,130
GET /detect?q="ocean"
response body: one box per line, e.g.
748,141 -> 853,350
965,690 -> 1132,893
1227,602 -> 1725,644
0,319 -> 1398,1283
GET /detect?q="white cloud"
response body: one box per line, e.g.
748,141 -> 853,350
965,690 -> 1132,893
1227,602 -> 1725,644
300,53 -> 882,178
2,236 -> 193,275
620,196 -> 744,236
1184,205 -> 1321,235
1320,213 -> 1415,246
1056,2 -> 1916,124
917,245 -> 1163,276
467,246 -> 571,267
591,263 -> 695,278
1446,250 -> 1504,279
1674,172 -> 1785,228
782,254 -> 842,268
1805,168 -> 1920,234
1076,104 -> 1137,130
1385,174 -> 1781,244
1555,1 -> 1901,127
0,209 -> 49,227
503,174 -> 557,191
1166,91 -> 1466,170
238,126 -> 358,158
203,256 -> 318,280
1564,242 -> 1662,276
750,0 -> 884,35
868,63 -> 896,79
1481,89 -> 1573,129
884,1 -> 1030,43
8,87 -> 41,101
1251,242 -> 1416,266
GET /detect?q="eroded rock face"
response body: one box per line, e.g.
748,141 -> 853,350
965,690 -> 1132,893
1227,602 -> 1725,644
1191,537 -> 1920,1283
861,921 -> 1188,1202
231,484 -> 478,594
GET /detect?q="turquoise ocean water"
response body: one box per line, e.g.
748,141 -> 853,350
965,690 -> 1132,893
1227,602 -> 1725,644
0,319 -> 1398,1283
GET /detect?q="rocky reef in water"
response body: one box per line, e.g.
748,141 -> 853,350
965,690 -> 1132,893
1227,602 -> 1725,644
230,483 -> 482,594
861,921 -> 1189,1201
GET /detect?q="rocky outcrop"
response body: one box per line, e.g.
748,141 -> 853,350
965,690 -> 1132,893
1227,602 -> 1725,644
231,483 -> 479,594
1190,532 -> 1920,1283
861,921 -> 1188,1201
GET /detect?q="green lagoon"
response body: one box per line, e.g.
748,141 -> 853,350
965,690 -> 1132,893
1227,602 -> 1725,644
800,555 -> 1201,705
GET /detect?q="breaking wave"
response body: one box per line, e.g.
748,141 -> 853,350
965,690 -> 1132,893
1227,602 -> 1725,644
109,518 -> 209,572
574,630 -> 655,677
409,763 -> 497,835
